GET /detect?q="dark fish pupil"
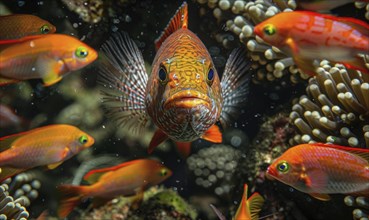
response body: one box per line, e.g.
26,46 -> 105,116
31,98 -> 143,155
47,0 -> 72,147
159,68 -> 166,81
208,69 -> 214,81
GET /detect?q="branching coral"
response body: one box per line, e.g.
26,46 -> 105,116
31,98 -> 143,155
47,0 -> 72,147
290,60 -> 369,148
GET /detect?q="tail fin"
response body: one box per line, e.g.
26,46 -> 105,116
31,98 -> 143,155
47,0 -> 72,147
57,185 -> 88,218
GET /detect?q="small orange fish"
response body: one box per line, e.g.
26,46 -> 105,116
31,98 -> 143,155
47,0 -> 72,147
57,159 -> 172,218
266,143 -> 369,201
0,124 -> 94,181
0,34 -> 98,86
98,2 -> 251,156
210,184 -> 264,220
0,14 -> 56,44
254,11 -> 369,75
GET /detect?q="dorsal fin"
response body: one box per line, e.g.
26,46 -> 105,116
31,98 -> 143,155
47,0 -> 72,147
311,143 -> 369,163
83,159 -> 143,184
154,2 -> 188,50
248,192 -> 265,220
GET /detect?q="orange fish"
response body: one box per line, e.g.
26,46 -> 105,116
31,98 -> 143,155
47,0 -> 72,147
0,14 -> 56,44
266,143 -> 369,201
57,159 -> 172,218
0,34 -> 98,86
254,11 -> 369,75
210,184 -> 264,220
273,0 -> 369,11
98,2 -> 251,156
0,124 -> 94,181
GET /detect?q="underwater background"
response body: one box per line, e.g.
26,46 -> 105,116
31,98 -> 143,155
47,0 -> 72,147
0,0 -> 369,219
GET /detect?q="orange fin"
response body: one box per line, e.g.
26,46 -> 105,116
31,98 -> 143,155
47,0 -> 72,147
148,129 -> 168,154
57,184 -> 86,218
84,159 -> 143,184
0,76 -> 19,86
248,192 -> 265,220
311,143 -> 369,162
234,184 -> 250,219
201,125 -> 222,143
0,35 -> 46,45
154,2 -> 188,50
309,193 -> 331,201
176,142 -> 191,158
0,167 -> 26,182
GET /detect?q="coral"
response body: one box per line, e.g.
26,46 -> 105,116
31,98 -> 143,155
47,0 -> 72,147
61,0 -> 104,23
187,144 -> 241,198
80,187 -> 197,220
355,1 -> 369,20
0,172 -> 41,220
344,195 -> 369,220
290,60 -> 369,148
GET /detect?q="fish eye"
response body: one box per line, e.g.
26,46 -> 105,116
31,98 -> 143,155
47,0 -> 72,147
263,24 -> 276,36
158,67 -> 167,83
160,169 -> 168,176
75,47 -> 89,58
79,135 -> 88,144
277,161 -> 290,173
40,24 -> 50,34
207,68 -> 214,86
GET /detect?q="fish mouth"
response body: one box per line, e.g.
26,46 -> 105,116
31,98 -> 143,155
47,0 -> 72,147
266,166 -> 277,180
164,90 -> 211,110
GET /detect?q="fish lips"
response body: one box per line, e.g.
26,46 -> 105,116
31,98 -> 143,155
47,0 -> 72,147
266,166 -> 277,180
164,90 -> 211,110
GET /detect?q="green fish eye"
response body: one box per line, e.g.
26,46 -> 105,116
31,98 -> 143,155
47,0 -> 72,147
160,169 -> 168,176
263,24 -> 276,36
40,24 -> 50,34
75,47 -> 89,58
277,161 -> 290,173
79,135 -> 88,144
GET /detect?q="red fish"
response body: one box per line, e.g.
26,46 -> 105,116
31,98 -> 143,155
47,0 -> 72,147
0,14 -> 56,44
98,2 -> 251,156
57,159 -> 172,218
266,143 -> 369,201
0,124 -> 94,181
0,34 -> 98,86
254,11 -> 369,75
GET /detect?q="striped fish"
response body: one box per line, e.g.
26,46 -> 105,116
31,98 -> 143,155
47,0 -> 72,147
98,2 -> 252,156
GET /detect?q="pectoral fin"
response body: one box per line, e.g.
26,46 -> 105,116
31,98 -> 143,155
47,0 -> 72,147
201,125 -> 222,143
47,161 -> 63,170
0,76 -> 19,86
293,56 -> 317,76
176,142 -> 191,158
37,58 -> 64,86
148,129 -> 168,154
309,193 -> 331,201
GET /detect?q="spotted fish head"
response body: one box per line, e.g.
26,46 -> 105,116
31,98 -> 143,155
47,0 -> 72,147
145,30 -> 222,142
